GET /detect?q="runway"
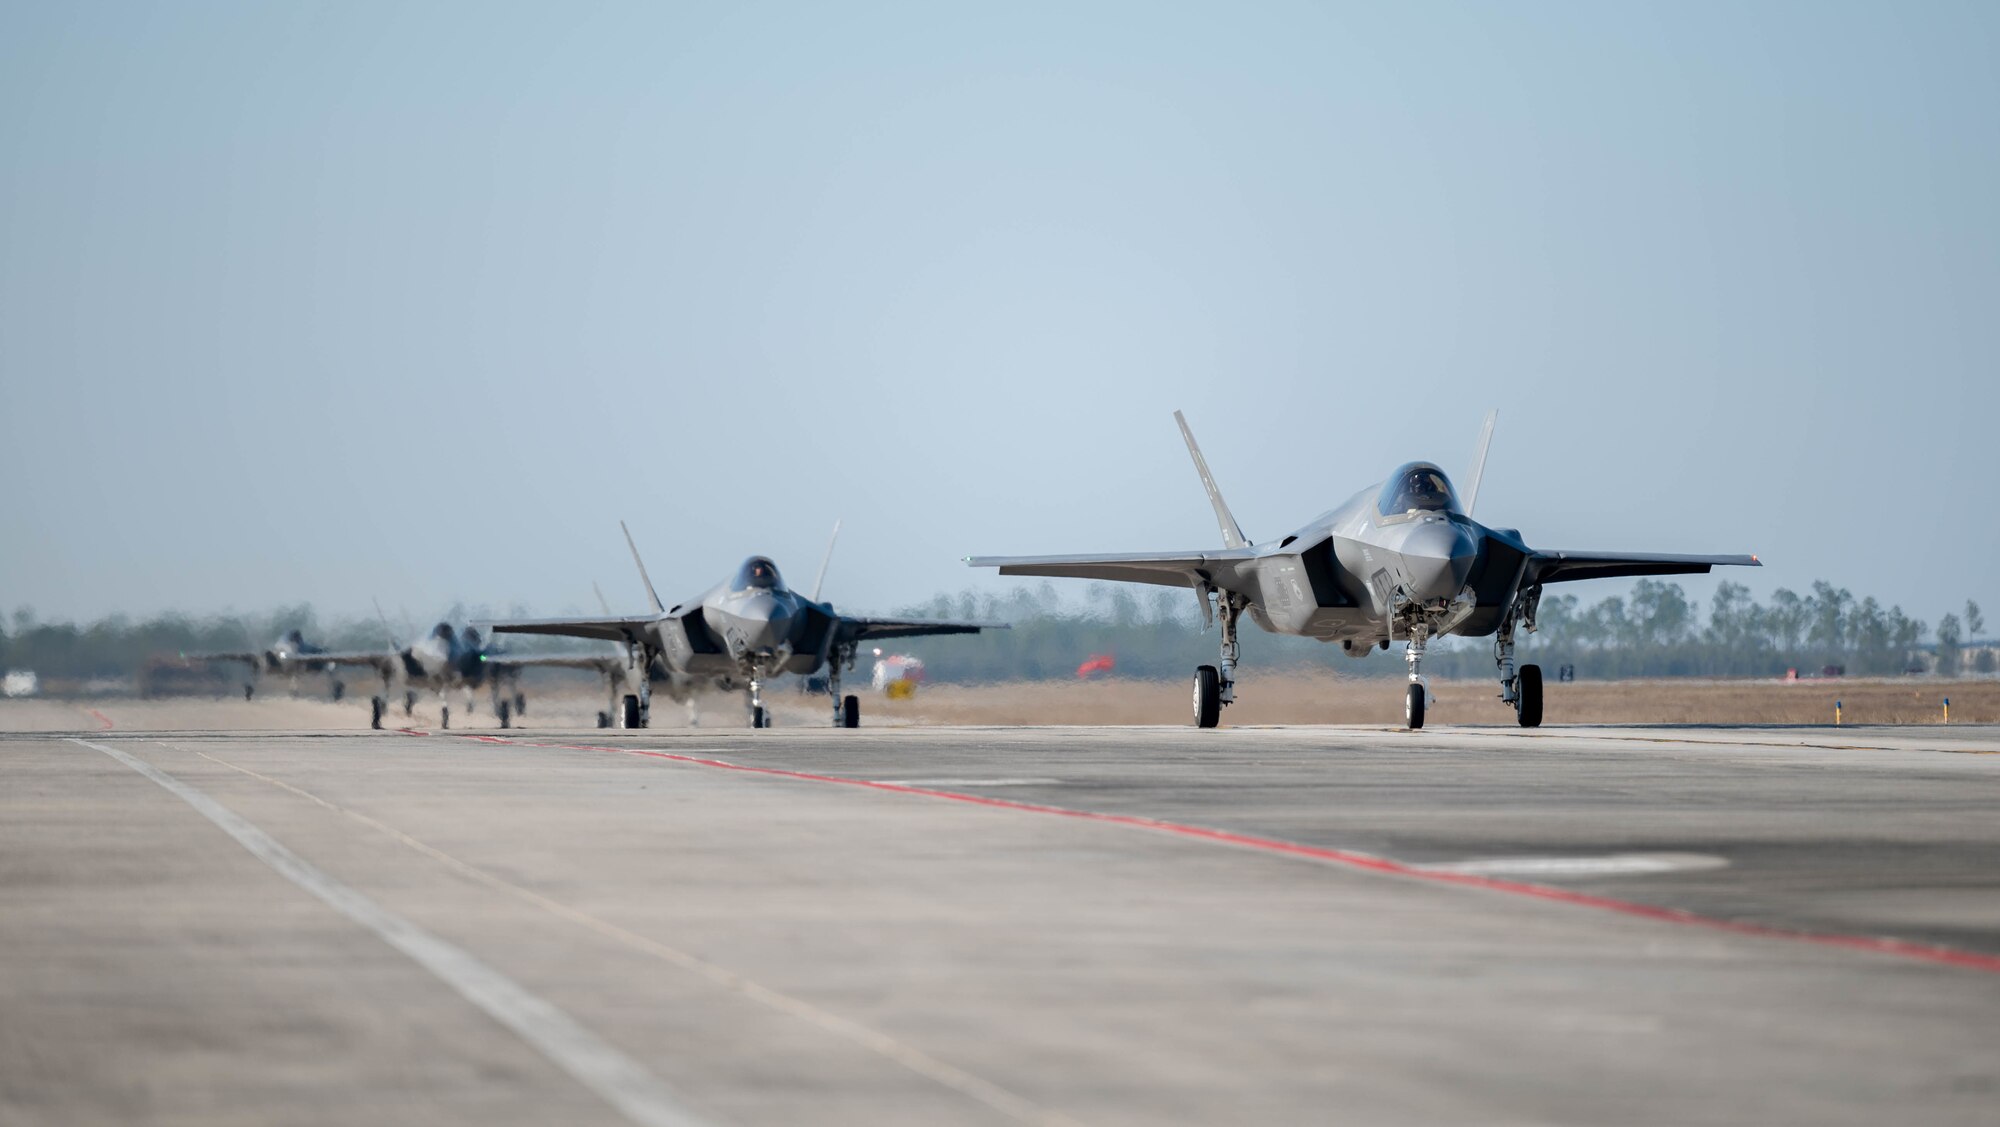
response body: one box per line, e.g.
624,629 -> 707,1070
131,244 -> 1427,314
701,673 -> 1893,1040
4,724 -> 1999,1125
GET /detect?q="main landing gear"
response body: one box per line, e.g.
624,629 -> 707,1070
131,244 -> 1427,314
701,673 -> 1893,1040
827,646 -> 860,729
1191,591 -> 1244,729
1496,587 -> 1544,728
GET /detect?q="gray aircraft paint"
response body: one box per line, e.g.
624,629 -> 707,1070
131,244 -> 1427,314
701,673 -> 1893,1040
970,411 -> 1757,728
481,525 -> 1005,728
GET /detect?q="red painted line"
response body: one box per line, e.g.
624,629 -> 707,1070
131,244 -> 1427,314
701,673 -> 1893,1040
88,709 -> 114,731
424,732 -> 2000,977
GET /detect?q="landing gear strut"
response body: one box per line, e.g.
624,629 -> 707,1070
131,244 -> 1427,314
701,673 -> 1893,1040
1192,590 -> 1243,729
828,645 -> 859,729
1496,587 -> 1544,728
748,672 -> 770,728
1403,621 -> 1431,730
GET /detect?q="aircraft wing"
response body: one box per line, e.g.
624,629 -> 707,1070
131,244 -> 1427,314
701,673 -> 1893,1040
299,650 -> 400,673
1527,550 -> 1760,585
479,614 -> 660,646
181,650 -> 262,666
834,616 -> 1009,645
483,652 -> 627,674
965,548 -> 1260,589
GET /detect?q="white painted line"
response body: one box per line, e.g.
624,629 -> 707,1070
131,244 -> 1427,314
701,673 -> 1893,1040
873,778 -> 1063,788
72,739 -> 709,1127
1414,853 -> 1730,878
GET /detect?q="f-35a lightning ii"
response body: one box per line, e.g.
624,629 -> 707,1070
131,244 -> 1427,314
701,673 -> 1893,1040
311,620 -> 625,730
971,411 -> 1759,730
183,630 -> 350,702
482,523 -> 1006,728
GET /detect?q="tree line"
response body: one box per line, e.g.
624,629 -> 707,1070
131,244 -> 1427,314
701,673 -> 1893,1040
1,580 -> 1990,691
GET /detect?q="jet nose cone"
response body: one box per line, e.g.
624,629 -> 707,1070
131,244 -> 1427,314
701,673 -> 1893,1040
1401,523 -> 1480,603
733,593 -> 796,648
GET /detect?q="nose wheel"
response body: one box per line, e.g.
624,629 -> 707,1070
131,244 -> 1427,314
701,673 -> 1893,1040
1403,621 -> 1432,729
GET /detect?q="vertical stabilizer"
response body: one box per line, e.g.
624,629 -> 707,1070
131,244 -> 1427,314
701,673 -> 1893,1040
1464,409 -> 1497,518
1173,410 -> 1250,549
620,521 -> 665,614
810,519 -> 841,602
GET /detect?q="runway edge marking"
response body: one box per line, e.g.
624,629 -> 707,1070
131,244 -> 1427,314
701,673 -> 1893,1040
458,733 -> 2000,978
190,745 -> 1081,1127
70,739 -> 712,1127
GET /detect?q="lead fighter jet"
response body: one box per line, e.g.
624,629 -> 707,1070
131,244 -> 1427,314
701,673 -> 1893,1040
970,411 -> 1759,729
482,523 -> 1006,728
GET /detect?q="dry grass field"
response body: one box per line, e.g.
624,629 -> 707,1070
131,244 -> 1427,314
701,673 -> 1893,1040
3,674 -> 1995,731
877,673 -> 1999,727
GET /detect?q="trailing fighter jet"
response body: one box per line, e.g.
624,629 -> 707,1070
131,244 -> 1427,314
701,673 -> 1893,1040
481,522 -> 1006,728
182,629 -> 351,702
969,410 -> 1759,730
310,620 -> 625,730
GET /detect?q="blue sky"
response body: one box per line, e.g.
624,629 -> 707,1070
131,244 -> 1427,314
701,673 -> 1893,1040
2,2 -> 1994,626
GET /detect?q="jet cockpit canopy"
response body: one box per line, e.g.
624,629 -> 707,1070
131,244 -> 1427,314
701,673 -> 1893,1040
732,556 -> 784,592
1376,462 -> 1463,518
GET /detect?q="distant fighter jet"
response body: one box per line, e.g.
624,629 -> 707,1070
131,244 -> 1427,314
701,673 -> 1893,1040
481,522 -> 1006,728
309,620 -> 625,730
183,630 -> 349,702
970,410 -> 1759,729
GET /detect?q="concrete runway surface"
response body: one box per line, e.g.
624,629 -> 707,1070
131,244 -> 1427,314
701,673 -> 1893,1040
4,723 -> 1999,1126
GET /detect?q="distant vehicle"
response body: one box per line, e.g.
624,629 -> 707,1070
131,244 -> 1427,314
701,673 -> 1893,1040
872,653 -> 925,695
483,522 -> 1004,728
972,410 -> 1759,729
2,670 -> 38,698
1076,654 -> 1116,679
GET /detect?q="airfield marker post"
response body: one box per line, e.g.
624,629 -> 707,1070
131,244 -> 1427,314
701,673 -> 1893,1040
1944,697 -> 1950,724
1835,700 -> 1843,726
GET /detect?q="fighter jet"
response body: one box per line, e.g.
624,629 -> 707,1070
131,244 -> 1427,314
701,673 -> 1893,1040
970,410 -> 1759,729
310,620 -> 626,730
481,522 -> 1006,728
182,629 -> 350,702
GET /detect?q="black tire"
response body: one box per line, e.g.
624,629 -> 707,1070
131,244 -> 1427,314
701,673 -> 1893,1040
370,696 -> 385,730
621,695 -> 641,729
1405,683 -> 1426,730
497,700 -> 511,730
596,711 -> 611,729
752,706 -> 770,729
1193,665 -> 1221,729
841,694 -> 860,729
332,680 -> 346,703
440,704 -> 450,730
1516,664 -> 1543,728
